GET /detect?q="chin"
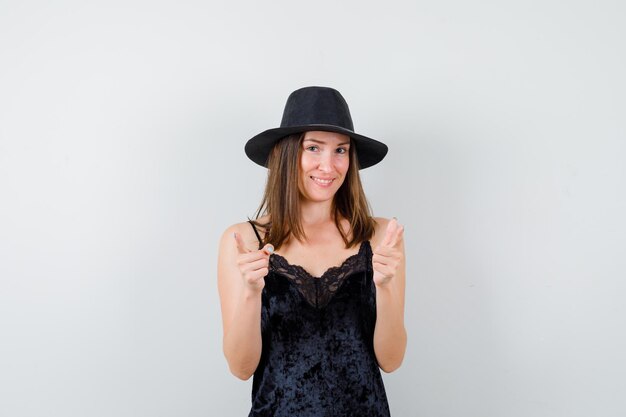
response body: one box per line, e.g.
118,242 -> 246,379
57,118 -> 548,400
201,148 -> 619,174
302,189 -> 336,202
307,192 -> 336,200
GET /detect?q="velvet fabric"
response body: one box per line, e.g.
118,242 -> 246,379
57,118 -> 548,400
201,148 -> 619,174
247,224 -> 391,416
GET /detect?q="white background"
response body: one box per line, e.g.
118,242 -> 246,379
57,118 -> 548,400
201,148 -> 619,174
1,1 -> 625,416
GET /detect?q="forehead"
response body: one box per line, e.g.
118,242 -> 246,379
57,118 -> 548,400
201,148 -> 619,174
302,130 -> 351,145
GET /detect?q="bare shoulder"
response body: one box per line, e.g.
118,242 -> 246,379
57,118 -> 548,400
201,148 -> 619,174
219,217 -> 264,253
219,215 -> 270,252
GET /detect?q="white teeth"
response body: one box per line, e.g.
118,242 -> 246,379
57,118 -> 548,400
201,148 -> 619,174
311,176 -> 333,184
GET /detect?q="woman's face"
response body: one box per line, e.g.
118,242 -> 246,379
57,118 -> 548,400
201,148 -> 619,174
298,130 -> 351,202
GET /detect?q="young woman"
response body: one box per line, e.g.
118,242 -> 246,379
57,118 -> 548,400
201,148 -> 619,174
217,86 -> 406,416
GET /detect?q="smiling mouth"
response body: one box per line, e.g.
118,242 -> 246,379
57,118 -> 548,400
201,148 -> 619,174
310,176 -> 335,186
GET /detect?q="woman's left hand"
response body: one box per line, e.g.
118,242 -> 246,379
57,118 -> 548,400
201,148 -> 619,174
372,218 -> 405,287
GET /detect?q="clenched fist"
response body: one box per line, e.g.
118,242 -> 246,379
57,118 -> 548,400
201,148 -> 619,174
372,218 -> 405,287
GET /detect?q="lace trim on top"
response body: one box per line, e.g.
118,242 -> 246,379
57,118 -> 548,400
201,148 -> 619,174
269,241 -> 370,308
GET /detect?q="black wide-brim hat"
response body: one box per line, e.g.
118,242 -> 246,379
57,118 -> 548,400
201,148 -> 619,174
245,86 -> 388,169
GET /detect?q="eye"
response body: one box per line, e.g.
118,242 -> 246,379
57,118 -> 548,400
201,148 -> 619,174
336,147 -> 348,154
305,145 -> 319,151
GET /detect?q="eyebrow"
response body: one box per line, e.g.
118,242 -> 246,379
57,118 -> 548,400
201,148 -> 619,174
303,138 -> 351,146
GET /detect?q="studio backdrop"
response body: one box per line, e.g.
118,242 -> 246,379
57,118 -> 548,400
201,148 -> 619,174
0,1 -> 625,416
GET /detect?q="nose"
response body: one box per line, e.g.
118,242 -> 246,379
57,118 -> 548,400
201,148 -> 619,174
318,151 -> 333,172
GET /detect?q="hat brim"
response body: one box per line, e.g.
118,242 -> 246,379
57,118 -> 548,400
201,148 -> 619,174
245,124 -> 388,170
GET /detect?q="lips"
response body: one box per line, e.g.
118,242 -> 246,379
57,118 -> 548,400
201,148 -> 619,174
310,176 -> 335,186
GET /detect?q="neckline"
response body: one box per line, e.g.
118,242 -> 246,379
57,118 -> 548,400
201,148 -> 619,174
270,240 -> 370,279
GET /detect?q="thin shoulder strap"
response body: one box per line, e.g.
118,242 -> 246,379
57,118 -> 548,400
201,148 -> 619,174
247,220 -> 263,250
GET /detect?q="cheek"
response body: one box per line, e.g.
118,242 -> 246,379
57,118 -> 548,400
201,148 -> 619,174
337,157 -> 350,173
300,154 -> 314,171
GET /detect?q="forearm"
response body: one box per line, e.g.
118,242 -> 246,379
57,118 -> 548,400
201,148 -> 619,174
223,288 -> 263,380
373,281 -> 407,372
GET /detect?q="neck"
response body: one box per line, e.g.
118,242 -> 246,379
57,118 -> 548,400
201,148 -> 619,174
299,198 -> 335,226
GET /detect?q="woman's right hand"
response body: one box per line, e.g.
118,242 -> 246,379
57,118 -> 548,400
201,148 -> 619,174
234,232 -> 274,294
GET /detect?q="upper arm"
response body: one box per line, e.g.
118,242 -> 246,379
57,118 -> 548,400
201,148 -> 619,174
217,223 -> 246,341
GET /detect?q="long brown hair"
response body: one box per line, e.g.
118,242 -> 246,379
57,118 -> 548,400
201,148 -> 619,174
249,132 -> 377,250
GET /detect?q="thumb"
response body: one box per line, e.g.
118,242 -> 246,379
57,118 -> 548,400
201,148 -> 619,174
261,243 -> 275,255
234,232 -> 250,254
381,217 -> 398,247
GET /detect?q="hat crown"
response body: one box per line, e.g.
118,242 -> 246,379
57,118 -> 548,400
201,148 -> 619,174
280,86 -> 354,131
245,85 -> 387,170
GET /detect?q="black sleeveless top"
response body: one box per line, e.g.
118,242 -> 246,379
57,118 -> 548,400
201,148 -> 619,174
247,220 -> 391,417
